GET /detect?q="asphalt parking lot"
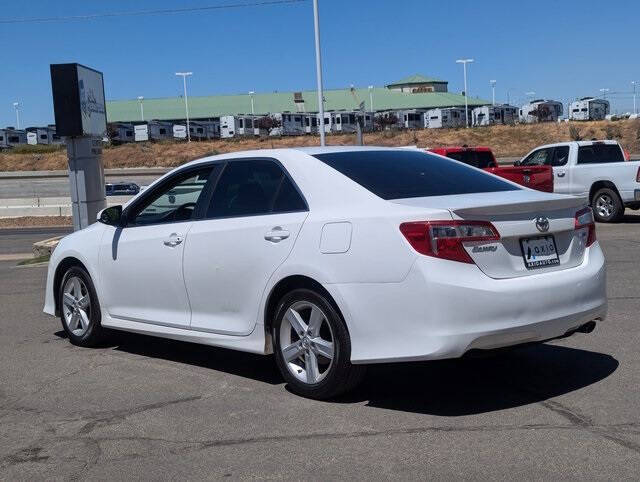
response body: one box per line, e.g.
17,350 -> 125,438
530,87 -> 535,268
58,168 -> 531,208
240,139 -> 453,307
1,217 -> 639,480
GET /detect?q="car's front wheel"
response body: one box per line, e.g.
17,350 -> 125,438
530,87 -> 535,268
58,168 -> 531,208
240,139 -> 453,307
59,266 -> 109,347
272,289 -> 365,399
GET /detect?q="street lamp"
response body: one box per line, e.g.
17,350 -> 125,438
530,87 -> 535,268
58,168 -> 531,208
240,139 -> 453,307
599,88 -> 609,100
12,102 -> 20,129
632,81 -> 637,115
368,85 -> 374,112
455,58 -> 474,128
489,80 -> 496,106
312,0 -> 326,146
175,72 -> 193,142
249,91 -> 255,115
137,96 -> 144,121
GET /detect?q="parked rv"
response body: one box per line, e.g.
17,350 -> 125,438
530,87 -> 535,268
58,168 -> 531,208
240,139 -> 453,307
425,108 -> 466,128
0,128 -> 28,149
472,105 -> 518,126
519,100 -> 563,123
569,98 -> 610,121
134,120 -> 174,142
108,123 -> 135,144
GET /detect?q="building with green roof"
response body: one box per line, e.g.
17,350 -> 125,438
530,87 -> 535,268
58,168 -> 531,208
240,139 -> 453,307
385,74 -> 448,93
106,75 -> 489,123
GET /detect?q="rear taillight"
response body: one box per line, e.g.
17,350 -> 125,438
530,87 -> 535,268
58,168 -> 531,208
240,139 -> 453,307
400,220 -> 500,263
575,207 -> 596,247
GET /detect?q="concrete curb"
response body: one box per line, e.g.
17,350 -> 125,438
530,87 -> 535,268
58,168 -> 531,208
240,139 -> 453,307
33,236 -> 63,258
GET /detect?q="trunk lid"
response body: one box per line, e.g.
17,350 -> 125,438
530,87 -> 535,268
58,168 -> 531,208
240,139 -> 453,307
392,191 -> 589,279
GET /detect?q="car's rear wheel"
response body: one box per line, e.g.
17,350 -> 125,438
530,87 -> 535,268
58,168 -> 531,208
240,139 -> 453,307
59,266 -> 108,347
272,289 -> 365,399
592,187 -> 624,223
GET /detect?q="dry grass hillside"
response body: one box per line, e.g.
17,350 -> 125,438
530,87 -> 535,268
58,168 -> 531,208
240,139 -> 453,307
1,119 -> 639,171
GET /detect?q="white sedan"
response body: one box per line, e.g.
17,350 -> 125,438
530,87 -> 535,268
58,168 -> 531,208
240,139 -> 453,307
44,147 -> 607,399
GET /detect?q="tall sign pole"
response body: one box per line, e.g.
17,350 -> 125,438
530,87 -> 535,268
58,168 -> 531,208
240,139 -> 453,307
312,0 -> 326,146
50,63 -> 107,231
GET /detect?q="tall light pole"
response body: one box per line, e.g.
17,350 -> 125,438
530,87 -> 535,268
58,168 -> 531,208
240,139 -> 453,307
599,88 -> 609,100
137,96 -> 144,121
456,58 -> 474,128
489,80 -> 496,106
249,91 -> 255,115
312,0 -> 326,146
12,102 -> 20,129
368,85 -> 374,113
632,81 -> 637,115
175,72 -> 193,142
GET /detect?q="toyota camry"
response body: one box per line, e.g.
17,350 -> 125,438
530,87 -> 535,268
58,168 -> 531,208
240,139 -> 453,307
44,147 -> 607,399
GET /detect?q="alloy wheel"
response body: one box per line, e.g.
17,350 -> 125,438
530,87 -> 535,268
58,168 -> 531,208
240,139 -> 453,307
595,194 -> 614,219
279,301 -> 335,384
62,276 -> 91,336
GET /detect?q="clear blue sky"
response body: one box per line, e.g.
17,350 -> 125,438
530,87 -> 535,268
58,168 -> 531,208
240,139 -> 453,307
1,0 -> 639,127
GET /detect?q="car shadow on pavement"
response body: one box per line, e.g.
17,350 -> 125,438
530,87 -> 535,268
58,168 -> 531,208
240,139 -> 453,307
54,330 -> 283,385
338,344 -> 618,416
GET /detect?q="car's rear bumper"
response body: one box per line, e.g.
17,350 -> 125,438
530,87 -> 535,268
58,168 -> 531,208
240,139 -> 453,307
327,244 -> 606,364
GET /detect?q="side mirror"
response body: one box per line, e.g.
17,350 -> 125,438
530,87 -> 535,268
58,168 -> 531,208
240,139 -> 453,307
98,205 -> 123,226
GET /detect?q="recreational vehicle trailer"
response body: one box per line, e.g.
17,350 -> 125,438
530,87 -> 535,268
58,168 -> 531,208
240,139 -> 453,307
303,114 -> 319,134
519,100 -> 563,123
188,121 -> 209,141
281,113 -> 305,136
108,123 -> 135,144
472,105 -> 518,126
399,110 -> 426,129
424,108 -> 466,129
569,97 -> 610,121
25,126 -> 57,145
0,128 -> 27,148
220,115 -> 255,138
172,124 -> 187,139
134,121 -> 174,142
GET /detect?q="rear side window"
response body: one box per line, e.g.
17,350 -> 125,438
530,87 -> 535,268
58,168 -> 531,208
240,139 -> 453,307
313,150 -> 518,200
207,160 -> 306,218
578,144 -> 624,164
550,146 -> 569,166
445,150 -> 496,169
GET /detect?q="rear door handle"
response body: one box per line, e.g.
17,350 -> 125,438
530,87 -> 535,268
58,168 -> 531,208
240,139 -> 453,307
264,227 -> 290,243
163,233 -> 184,247
557,172 -> 566,178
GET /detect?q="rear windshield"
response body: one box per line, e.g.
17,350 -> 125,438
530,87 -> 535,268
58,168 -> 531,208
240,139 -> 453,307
444,150 -> 496,168
313,150 -> 518,200
577,144 -> 624,164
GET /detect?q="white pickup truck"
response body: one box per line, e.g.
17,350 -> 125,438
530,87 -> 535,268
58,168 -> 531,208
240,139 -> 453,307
517,140 -> 640,222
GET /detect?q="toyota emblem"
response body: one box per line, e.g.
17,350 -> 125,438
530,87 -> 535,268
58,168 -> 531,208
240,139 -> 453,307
535,216 -> 549,232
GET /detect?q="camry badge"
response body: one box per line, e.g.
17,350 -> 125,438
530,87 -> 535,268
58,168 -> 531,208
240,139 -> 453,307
535,216 -> 549,232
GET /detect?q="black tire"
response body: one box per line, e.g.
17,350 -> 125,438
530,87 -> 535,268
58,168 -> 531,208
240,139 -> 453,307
591,187 -> 624,223
272,288 -> 366,400
58,266 -> 109,347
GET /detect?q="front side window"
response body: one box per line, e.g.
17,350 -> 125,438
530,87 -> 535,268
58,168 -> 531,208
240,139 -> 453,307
207,160 -> 306,218
313,150 -> 518,200
521,148 -> 552,166
128,167 -> 212,226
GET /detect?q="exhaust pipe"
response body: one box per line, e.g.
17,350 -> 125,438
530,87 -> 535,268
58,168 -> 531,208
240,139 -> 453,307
576,320 -> 597,334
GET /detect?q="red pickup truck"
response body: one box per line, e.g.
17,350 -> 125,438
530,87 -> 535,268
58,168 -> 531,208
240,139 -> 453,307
427,146 -> 554,192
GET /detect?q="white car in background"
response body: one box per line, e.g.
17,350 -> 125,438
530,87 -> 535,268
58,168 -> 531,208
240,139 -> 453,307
44,147 -> 607,399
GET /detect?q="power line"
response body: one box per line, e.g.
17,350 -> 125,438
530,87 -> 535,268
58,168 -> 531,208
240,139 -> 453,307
0,0 -> 307,24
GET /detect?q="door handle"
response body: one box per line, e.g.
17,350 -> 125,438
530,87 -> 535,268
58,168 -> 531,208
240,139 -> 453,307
557,172 -> 566,178
264,227 -> 290,243
163,233 -> 184,247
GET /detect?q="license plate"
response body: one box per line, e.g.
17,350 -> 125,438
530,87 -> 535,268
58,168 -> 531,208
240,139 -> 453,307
520,235 -> 560,269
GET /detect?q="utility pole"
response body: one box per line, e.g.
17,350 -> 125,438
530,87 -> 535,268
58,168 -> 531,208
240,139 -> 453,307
456,59 -> 474,128
368,85 -> 374,112
175,72 -> 192,142
599,88 -> 609,100
632,81 -> 638,115
490,80 -> 496,106
137,96 -> 144,121
312,0 -> 325,146
249,91 -> 255,115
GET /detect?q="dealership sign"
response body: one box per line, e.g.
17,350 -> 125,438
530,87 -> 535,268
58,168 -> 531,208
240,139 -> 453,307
50,63 -> 107,137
